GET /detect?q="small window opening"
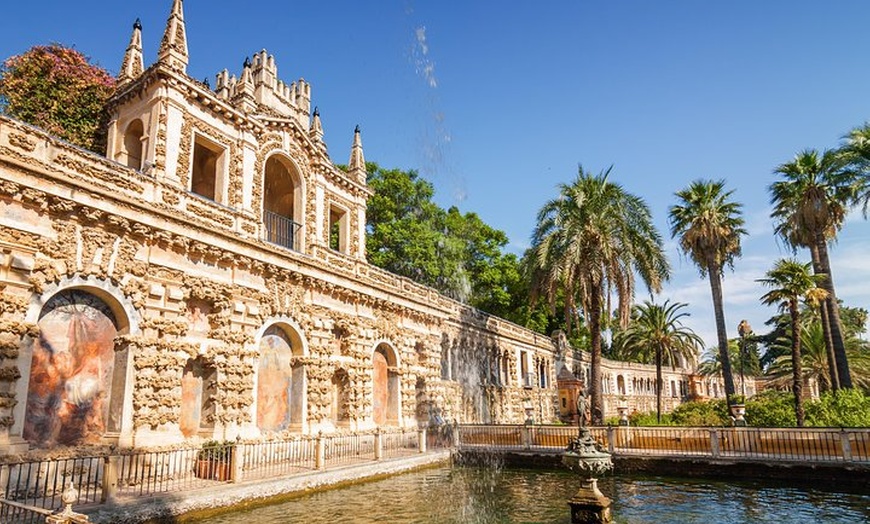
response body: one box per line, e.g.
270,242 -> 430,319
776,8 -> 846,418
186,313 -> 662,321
191,135 -> 226,202
329,206 -> 348,252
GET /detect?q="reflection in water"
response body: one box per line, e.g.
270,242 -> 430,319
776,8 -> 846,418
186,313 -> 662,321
196,466 -> 870,524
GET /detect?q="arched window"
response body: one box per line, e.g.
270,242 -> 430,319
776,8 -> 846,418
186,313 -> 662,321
263,155 -> 303,251
372,343 -> 399,426
180,357 -> 216,438
257,324 -> 305,432
24,289 -> 129,447
617,375 -> 626,396
123,119 -> 144,170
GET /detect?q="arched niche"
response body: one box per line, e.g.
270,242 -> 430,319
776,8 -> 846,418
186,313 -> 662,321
262,153 -> 304,251
372,342 -> 400,426
180,356 -> 217,438
256,323 -> 306,433
23,288 -> 131,448
330,368 -> 350,426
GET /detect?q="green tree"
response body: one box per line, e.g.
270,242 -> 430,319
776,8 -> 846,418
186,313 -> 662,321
669,180 -> 746,403
0,44 -> 115,152
758,258 -> 828,426
615,300 -> 702,423
365,162 -> 533,320
529,165 -> 670,424
770,149 -> 860,389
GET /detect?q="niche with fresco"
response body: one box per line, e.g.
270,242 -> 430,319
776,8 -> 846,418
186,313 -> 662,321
24,289 -> 128,448
256,325 -> 305,432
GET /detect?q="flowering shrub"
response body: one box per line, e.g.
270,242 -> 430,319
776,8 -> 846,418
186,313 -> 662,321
0,44 -> 115,152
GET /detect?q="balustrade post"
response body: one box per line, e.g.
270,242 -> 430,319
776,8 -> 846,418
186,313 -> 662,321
840,429 -> 853,462
375,429 -> 383,460
231,443 -> 243,483
418,428 -> 427,453
710,429 -> 720,458
607,426 -> 615,454
521,424 -> 531,450
452,423 -> 460,448
100,455 -> 119,504
316,433 -> 325,470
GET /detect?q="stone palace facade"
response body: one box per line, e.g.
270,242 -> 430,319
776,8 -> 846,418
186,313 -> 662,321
0,0 -> 732,454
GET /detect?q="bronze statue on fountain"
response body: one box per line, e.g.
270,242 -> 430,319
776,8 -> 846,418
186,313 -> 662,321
561,389 -> 613,524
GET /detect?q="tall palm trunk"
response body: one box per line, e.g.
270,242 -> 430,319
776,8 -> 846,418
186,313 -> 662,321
655,347 -> 663,424
708,259 -> 736,401
789,299 -> 805,426
815,236 -> 852,388
809,244 -> 840,391
588,284 -> 604,425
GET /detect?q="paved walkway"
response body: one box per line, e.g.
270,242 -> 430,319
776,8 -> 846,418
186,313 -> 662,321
83,451 -> 451,524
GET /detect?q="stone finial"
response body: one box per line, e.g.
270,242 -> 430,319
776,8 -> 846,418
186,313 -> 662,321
157,0 -> 189,73
310,107 -> 324,142
118,18 -> 144,86
348,125 -> 366,182
233,58 -> 256,113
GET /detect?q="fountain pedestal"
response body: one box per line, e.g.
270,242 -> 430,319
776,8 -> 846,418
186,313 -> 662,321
562,428 -> 613,524
568,477 -> 611,524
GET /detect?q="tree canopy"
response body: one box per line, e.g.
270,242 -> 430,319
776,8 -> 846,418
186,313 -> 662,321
0,44 -> 115,152
365,162 -> 534,323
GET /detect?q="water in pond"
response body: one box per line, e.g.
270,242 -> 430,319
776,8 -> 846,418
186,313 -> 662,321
196,465 -> 870,523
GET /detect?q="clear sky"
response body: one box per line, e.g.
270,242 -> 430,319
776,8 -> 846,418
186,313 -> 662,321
2,1 -> 868,349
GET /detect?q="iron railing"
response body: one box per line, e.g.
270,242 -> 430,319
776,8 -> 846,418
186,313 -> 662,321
240,436 -> 318,481
455,424 -> 870,465
381,429 -> 419,459
0,428 -> 434,515
264,210 -> 301,251
0,499 -> 53,524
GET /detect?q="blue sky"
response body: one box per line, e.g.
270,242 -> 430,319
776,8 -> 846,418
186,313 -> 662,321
2,1 -> 868,348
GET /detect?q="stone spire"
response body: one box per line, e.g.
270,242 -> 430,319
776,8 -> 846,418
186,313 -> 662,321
348,125 -> 366,182
157,0 -> 188,73
118,19 -> 144,86
310,107 -> 324,143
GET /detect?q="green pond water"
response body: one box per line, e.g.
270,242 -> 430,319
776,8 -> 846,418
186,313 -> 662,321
196,465 -> 869,523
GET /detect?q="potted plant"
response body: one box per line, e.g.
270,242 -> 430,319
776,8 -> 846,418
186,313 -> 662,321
195,440 -> 234,481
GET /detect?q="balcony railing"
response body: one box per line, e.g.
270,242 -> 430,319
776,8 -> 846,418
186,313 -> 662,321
264,210 -> 301,251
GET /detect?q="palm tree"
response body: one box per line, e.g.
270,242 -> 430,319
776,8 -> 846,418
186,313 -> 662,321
766,318 -> 870,393
758,258 -> 828,426
841,124 -> 870,217
615,300 -> 702,423
669,180 -> 746,403
770,149 -> 860,389
530,165 -> 670,424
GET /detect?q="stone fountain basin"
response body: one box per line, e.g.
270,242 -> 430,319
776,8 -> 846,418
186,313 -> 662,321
561,451 -> 613,478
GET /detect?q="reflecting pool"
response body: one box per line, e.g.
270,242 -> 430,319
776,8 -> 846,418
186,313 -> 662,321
196,465 -> 870,523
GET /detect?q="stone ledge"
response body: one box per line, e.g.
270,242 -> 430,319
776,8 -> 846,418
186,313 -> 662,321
83,451 -> 452,524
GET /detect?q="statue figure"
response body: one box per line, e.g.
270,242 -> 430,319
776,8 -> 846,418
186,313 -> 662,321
576,389 -> 588,429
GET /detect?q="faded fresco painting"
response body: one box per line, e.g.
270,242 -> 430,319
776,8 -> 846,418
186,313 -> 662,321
180,358 -> 204,438
372,350 -> 388,425
257,327 -> 294,432
24,290 -> 118,447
